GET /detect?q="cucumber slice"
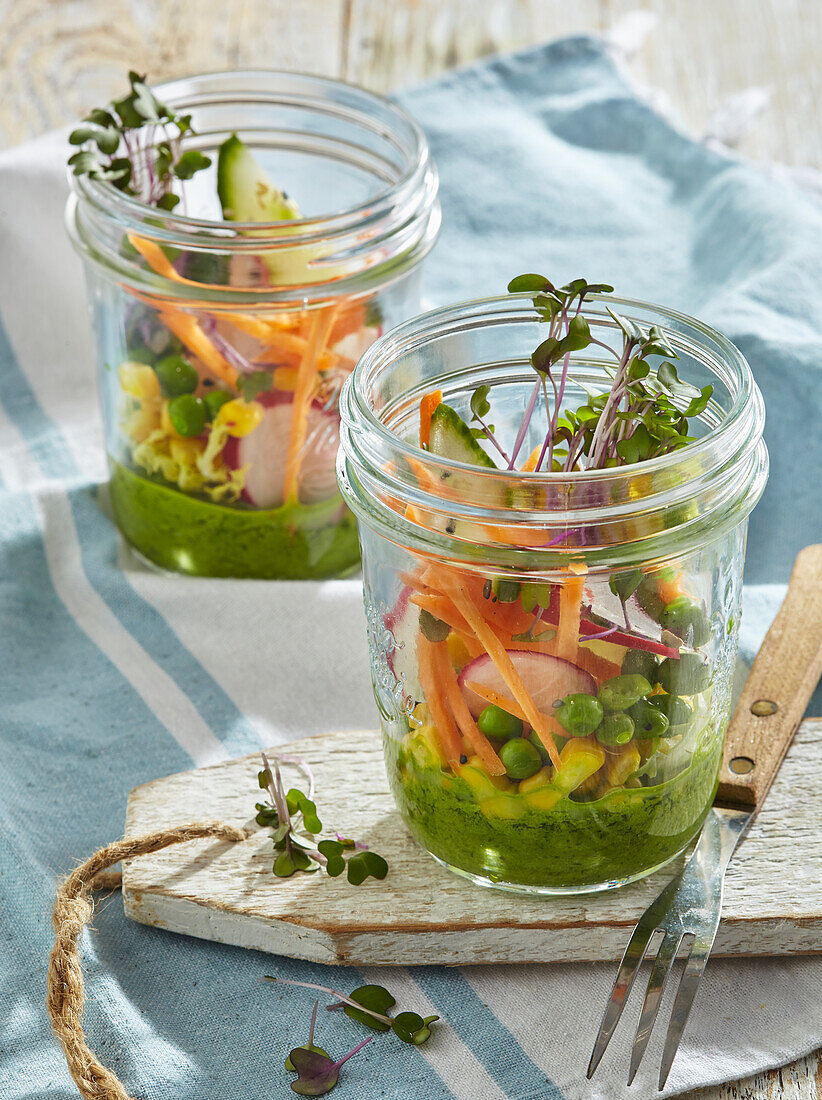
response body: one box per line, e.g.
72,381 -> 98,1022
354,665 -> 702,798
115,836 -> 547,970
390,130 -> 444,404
428,403 -> 497,468
217,133 -> 300,223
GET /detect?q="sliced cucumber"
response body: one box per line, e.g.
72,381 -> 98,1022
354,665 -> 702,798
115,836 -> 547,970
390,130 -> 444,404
217,133 -> 300,222
428,403 -> 497,468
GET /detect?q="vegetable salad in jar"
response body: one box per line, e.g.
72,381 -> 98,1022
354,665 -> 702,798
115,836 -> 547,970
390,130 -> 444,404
339,276 -> 767,893
67,71 -> 439,577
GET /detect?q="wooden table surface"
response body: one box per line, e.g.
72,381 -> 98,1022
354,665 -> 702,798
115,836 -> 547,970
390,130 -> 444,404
6,1 -> 820,1097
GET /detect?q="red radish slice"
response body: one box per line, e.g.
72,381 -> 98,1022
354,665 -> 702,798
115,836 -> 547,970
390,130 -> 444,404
458,650 -> 595,719
223,393 -> 340,507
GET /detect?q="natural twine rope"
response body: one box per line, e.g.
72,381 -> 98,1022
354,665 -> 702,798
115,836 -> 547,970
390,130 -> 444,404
47,821 -> 249,1100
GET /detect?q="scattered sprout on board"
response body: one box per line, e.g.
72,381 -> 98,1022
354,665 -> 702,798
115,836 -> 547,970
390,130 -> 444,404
284,1000 -> 372,1097
268,977 -> 439,1046
256,753 -> 389,884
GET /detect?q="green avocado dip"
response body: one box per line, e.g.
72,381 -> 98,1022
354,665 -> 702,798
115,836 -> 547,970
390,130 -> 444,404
385,731 -> 722,890
109,460 -> 360,579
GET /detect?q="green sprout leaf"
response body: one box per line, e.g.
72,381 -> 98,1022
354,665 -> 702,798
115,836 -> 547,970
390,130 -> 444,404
508,273 -> 553,293
609,569 -> 643,601
344,985 -> 395,1031
174,149 -> 212,180
470,384 -> 491,420
240,370 -> 271,403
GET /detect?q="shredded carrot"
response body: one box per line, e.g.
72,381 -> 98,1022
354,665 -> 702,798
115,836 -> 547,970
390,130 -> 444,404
575,646 -> 621,684
556,562 -> 587,662
158,311 -> 238,388
220,311 -> 284,342
656,568 -> 692,605
416,635 -> 463,767
419,390 -> 442,448
329,300 -> 368,344
436,647 -> 505,775
520,446 -> 542,472
435,574 -> 562,769
464,681 -> 529,724
256,331 -> 338,371
283,307 -> 337,502
409,592 -> 472,637
463,681 -> 567,751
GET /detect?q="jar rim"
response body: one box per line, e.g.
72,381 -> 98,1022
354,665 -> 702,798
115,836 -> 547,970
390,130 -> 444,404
338,293 -> 768,565
72,70 -> 432,239
66,69 -> 440,303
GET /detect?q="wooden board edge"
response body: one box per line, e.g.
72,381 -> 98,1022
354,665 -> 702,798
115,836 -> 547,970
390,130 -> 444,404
123,886 -> 822,967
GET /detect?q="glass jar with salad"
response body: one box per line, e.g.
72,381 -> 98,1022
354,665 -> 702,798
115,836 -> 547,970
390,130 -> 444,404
66,71 -> 440,578
338,277 -> 768,894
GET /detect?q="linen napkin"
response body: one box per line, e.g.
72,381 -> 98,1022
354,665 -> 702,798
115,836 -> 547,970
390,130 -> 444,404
2,35 -> 821,1100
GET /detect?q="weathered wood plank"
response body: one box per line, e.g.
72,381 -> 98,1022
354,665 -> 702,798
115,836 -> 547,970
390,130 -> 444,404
0,0 -> 346,148
123,719 -> 822,967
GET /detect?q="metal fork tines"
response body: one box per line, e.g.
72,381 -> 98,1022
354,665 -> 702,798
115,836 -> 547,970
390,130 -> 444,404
587,807 -> 750,1090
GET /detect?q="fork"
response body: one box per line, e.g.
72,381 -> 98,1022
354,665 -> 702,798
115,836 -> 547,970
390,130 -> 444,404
587,543 -> 822,1090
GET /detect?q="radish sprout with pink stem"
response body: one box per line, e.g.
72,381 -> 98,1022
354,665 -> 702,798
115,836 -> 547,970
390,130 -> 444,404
255,755 -> 387,885
469,274 -> 714,476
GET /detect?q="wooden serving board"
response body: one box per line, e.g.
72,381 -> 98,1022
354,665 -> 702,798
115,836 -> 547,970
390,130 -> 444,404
122,722 -> 822,966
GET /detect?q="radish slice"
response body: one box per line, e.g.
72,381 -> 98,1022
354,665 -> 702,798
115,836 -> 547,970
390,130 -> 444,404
382,585 -> 422,707
458,651 -> 595,719
223,393 -> 340,507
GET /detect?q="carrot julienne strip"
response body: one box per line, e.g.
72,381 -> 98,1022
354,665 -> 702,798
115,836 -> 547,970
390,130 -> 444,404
416,635 -> 462,767
435,647 -> 505,776
436,575 -> 562,769
556,561 -> 587,662
419,390 -> 442,448
463,681 -> 567,747
158,310 -> 238,388
520,445 -> 542,472
283,307 -> 337,502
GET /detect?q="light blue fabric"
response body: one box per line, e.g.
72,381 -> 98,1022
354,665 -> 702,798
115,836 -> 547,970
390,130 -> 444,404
1,35 -> 821,1100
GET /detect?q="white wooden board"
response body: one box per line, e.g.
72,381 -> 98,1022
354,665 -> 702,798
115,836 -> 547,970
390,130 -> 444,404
123,721 -> 822,967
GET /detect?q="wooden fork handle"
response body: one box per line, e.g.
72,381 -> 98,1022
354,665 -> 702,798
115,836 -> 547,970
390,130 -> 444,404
717,544 -> 822,808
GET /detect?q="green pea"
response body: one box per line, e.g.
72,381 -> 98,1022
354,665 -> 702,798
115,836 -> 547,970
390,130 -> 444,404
168,393 -> 207,437
635,576 -> 665,621
555,693 -> 603,737
204,388 -> 233,419
628,698 -> 670,738
660,597 -> 711,647
478,705 -> 523,742
650,694 -> 693,735
657,653 -> 711,696
529,728 -> 562,764
156,354 -> 199,397
596,713 -> 635,747
621,649 -> 659,683
499,737 -> 542,779
598,674 -> 652,713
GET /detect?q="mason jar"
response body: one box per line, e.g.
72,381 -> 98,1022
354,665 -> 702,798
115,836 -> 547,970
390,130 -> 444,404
66,71 -> 440,578
338,294 -> 767,894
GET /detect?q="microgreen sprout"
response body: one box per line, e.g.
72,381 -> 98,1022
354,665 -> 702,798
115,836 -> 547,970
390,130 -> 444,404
488,274 -> 714,473
267,978 -> 439,1046
285,999 -> 371,1096
256,754 -> 388,885
68,71 -> 211,210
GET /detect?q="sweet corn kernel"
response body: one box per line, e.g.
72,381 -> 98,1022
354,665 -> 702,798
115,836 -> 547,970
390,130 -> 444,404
446,632 -> 472,671
272,366 -> 299,392
605,743 -> 642,787
119,361 -> 161,399
216,398 -> 264,437
123,399 -> 161,442
518,766 -> 553,794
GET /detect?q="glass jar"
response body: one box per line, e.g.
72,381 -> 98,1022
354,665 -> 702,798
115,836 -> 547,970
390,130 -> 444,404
338,294 -> 767,894
66,71 -> 440,578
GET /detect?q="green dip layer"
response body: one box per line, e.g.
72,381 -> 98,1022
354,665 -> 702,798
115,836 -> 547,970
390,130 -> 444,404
385,735 -> 722,890
109,460 -> 360,579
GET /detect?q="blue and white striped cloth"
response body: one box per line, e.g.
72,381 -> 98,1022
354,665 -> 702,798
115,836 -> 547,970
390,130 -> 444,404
2,37 -> 821,1100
